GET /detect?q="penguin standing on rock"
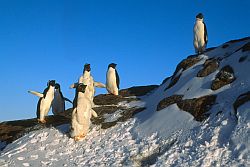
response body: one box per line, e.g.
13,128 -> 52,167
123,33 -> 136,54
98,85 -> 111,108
70,83 -> 93,141
28,80 -> 56,123
106,63 -> 120,95
52,83 -> 72,115
193,13 -> 208,54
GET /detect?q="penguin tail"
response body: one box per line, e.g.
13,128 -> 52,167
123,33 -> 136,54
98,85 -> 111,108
28,90 -> 44,98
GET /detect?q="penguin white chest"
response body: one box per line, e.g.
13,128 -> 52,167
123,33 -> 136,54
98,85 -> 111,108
106,68 -> 118,95
193,20 -> 205,52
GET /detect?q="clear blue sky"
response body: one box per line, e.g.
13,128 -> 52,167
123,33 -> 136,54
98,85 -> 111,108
0,0 -> 249,121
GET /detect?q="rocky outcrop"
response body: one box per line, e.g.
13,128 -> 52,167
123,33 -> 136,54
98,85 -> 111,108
157,95 -> 183,111
92,106 -> 145,129
197,58 -> 219,77
233,91 -> 250,112
211,65 -> 235,90
165,55 -> 201,90
157,95 -> 217,121
242,42 -> 250,52
177,95 -> 217,121
0,115 -> 70,145
239,55 -> 248,63
119,85 -> 159,97
226,37 -> 250,44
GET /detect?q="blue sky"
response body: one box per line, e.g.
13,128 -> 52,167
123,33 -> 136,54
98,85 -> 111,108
0,0 -> 249,121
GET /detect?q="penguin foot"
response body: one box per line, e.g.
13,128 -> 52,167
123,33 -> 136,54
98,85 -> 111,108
38,119 -> 46,124
74,134 -> 86,141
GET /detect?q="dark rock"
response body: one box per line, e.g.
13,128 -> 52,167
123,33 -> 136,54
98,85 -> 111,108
92,106 -> 145,129
239,56 -> 248,63
226,37 -> 250,44
197,58 -> 219,77
93,94 -> 137,105
0,115 -> 70,145
222,44 -> 229,48
177,95 -> 217,121
165,55 -> 201,90
242,42 -> 250,52
119,85 -> 159,97
233,91 -> 250,112
161,77 -> 171,85
204,47 -> 217,52
157,95 -> 184,111
211,65 -> 235,90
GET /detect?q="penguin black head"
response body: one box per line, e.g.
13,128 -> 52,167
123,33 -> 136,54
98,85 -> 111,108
196,13 -> 204,19
76,83 -> 87,93
108,63 -> 117,69
47,80 -> 56,87
55,83 -> 61,89
83,63 -> 91,72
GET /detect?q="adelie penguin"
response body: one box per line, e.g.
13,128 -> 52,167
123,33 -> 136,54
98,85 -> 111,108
52,83 -> 72,115
193,13 -> 208,54
28,80 -> 56,123
70,64 -> 105,118
70,83 -> 94,141
106,63 -> 120,95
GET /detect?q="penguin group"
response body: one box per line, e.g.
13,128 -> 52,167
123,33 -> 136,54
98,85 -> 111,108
28,12 -> 208,140
29,63 -> 120,141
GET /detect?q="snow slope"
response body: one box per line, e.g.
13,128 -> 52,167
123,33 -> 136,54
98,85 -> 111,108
1,37 -> 250,166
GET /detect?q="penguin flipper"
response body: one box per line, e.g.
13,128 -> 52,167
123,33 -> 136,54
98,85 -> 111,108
70,83 -> 78,89
64,98 -> 73,104
115,70 -> 120,89
91,109 -> 98,118
28,90 -> 44,98
94,82 -> 106,88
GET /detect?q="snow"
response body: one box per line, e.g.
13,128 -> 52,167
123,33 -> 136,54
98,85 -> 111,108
1,38 -> 250,166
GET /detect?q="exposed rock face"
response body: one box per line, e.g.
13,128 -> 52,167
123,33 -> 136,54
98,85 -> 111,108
0,115 -> 70,145
197,58 -> 219,77
165,55 -> 201,90
177,95 -> 217,121
119,85 -> 159,97
94,94 -> 136,105
239,56 -> 248,63
157,95 -> 183,111
227,37 -> 250,44
211,65 -> 235,90
242,42 -> 250,52
92,106 -> 145,129
157,95 -> 217,121
233,91 -> 250,112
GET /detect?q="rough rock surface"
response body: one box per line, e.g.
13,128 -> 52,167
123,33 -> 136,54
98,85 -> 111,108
165,55 -> 201,90
197,58 -> 219,77
0,115 -> 70,145
211,65 -> 235,90
119,85 -> 159,97
157,95 -> 217,121
177,95 -> 217,121
233,91 -> 250,112
157,95 -> 183,111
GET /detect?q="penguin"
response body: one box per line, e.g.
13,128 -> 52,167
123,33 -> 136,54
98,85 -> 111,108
52,83 -> 72,115
70,63 -> 105,117
70,83 -> 93,141
106,63 -> 120,95
29,80 -> 56,123
193,13 -> 208,54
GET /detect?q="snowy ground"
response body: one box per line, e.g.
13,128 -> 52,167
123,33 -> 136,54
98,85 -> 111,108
1,38 -> 250,166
